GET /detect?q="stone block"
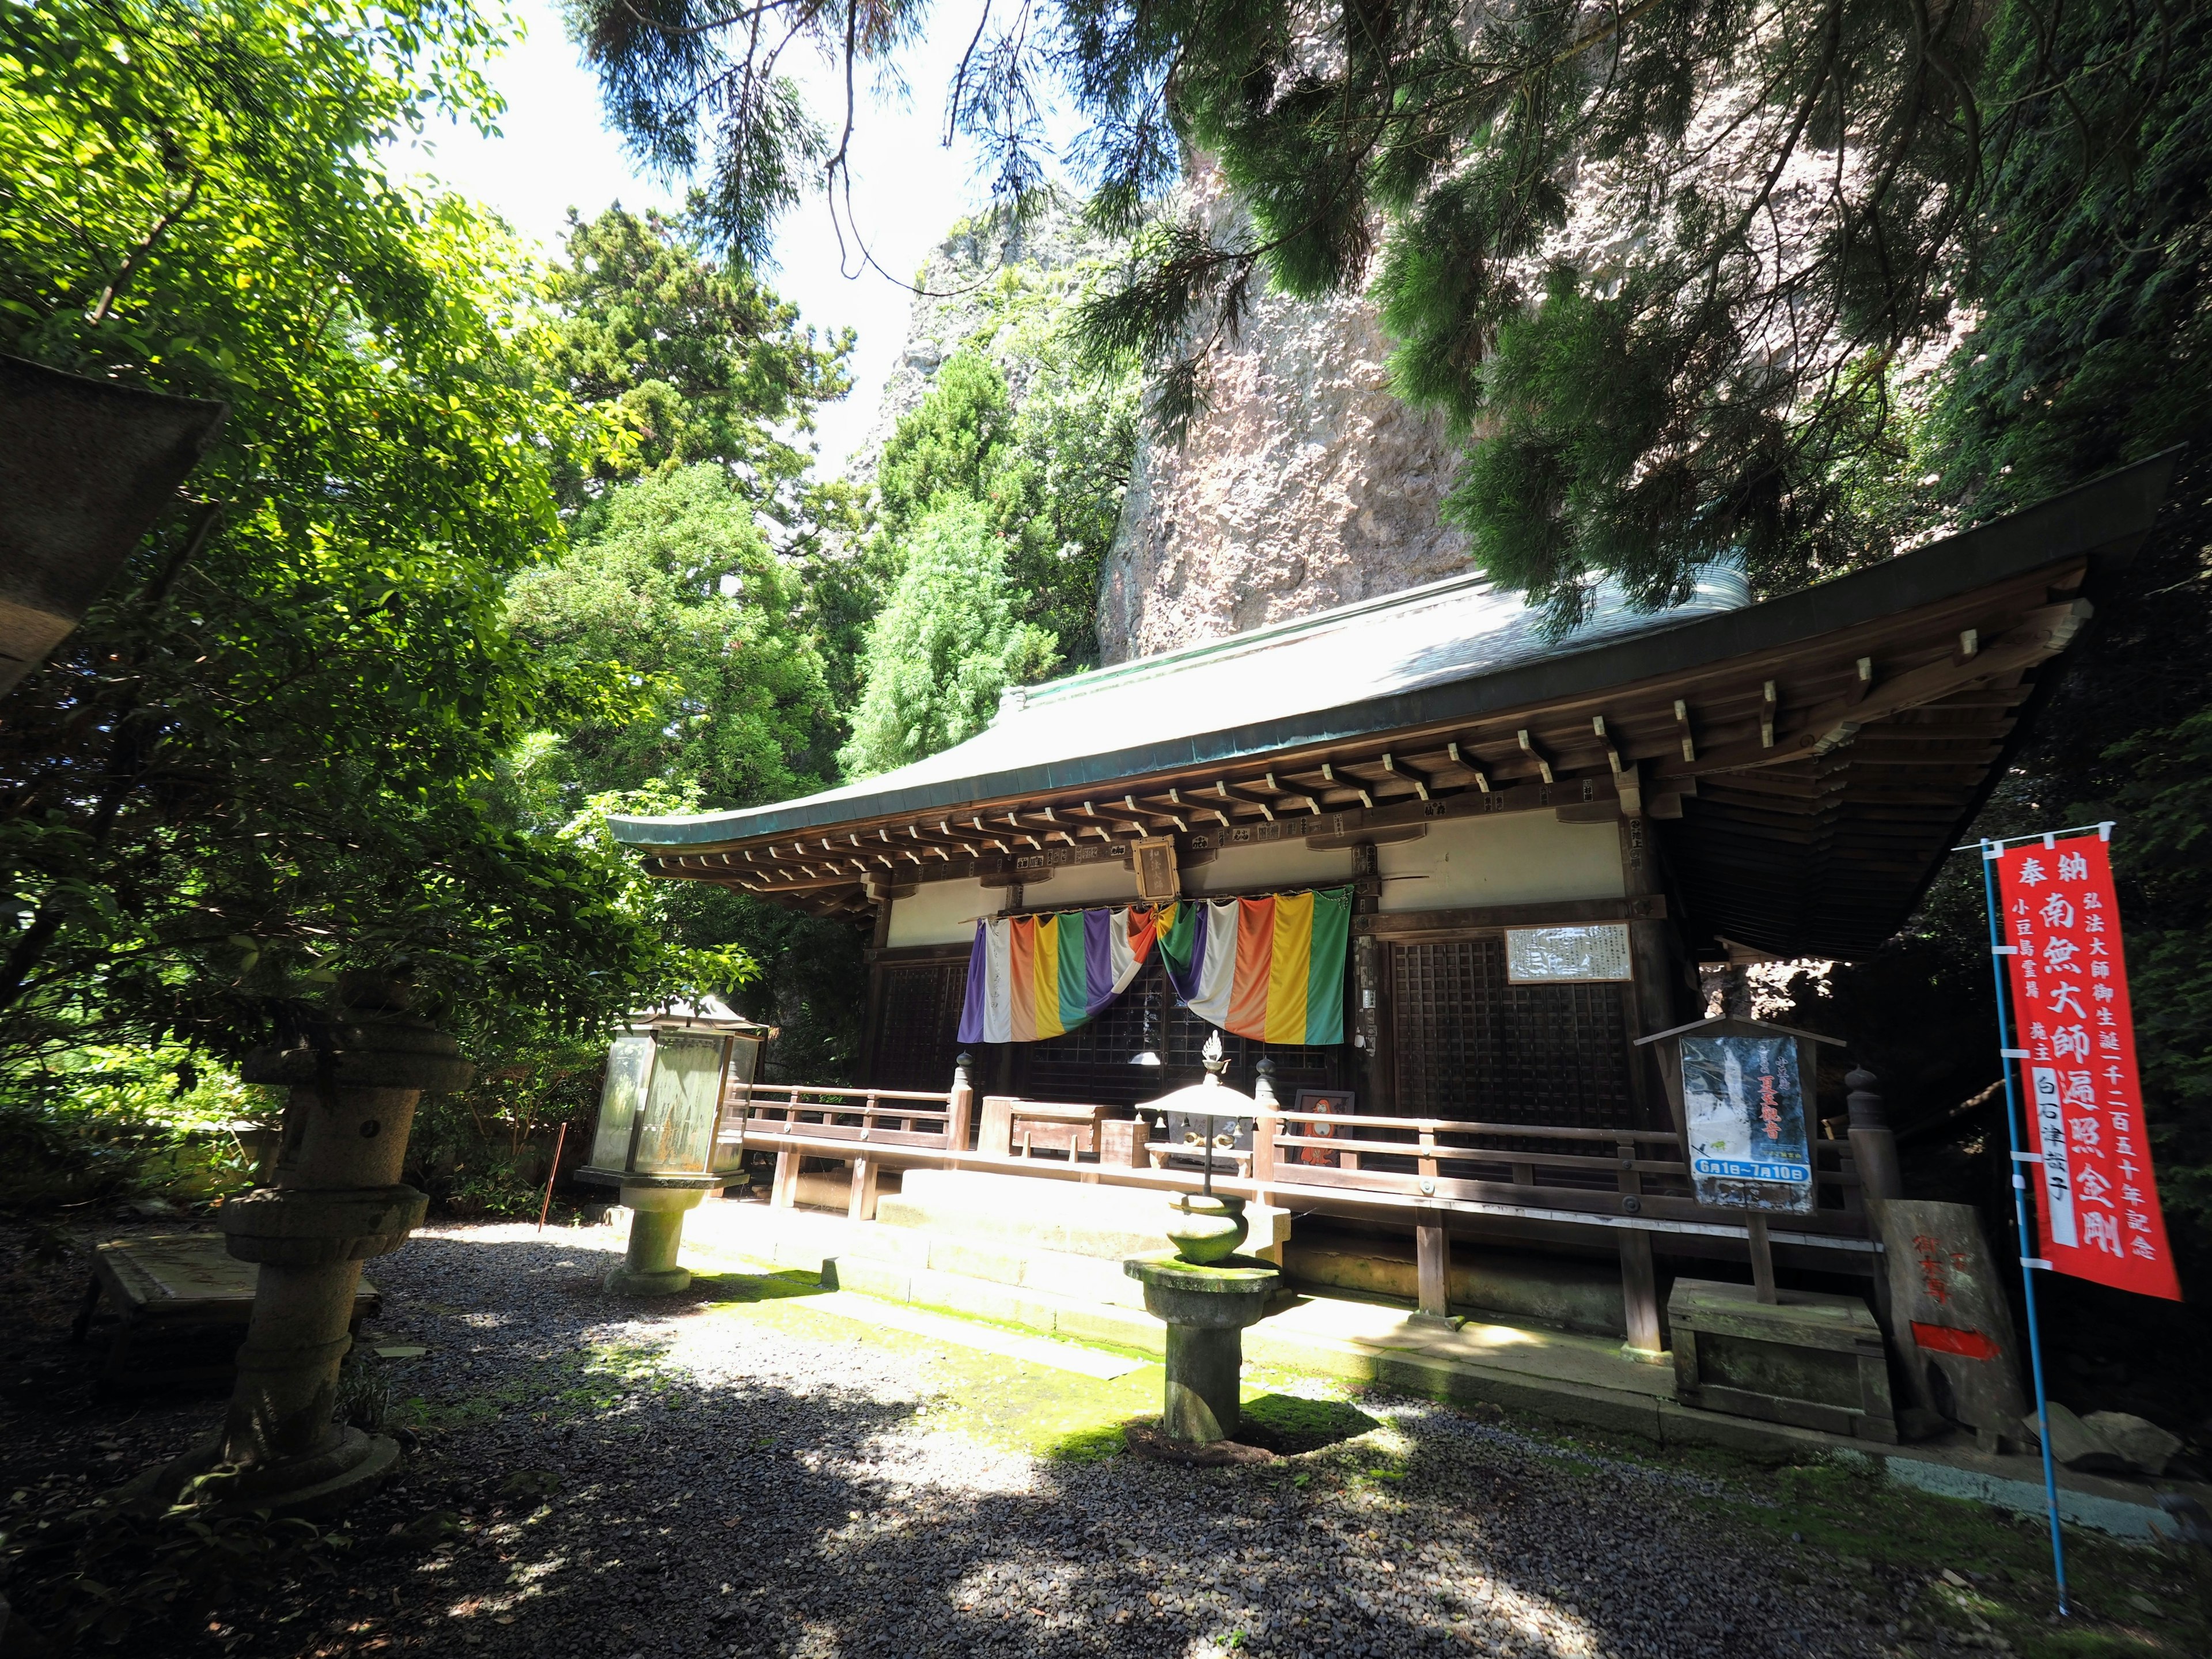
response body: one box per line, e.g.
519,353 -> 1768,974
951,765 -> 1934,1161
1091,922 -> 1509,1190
1873,1199 -> 2026,1447
821,1256 -> 910,1302
2019,1401 -> 2171,1475
1284,1236 -> 1626,1336
887,1169 -> 1289,1262
1052,1301 -> 1164,1354
1021,1249 -> 1149,1309
2082,1411 -> 2183,1476
1668,1278 -> 1896,1443
930,1238 -> 1032,1288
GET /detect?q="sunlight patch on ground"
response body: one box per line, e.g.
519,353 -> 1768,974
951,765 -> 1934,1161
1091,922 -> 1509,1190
800,1289 -> 1146,1377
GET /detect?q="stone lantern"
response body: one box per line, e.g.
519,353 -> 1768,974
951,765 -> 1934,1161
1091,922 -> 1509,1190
577,999 -> 764,1294
1124,1033 -> 1283,1445
145,971 -> 471,1515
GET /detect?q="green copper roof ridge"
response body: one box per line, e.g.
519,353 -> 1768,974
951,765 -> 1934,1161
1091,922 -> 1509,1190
1014,566 -> 1503,710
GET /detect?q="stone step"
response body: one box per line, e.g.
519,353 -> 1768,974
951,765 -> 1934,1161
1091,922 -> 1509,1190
691,1196 -> 1156,1311
876,1169 -> 1290,1263
680,1202 -> 2200,1540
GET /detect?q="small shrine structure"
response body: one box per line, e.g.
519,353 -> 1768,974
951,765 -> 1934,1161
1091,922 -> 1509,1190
608,458 -> 2171,1373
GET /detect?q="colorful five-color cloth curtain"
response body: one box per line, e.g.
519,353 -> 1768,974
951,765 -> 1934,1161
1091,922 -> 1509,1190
1157,889 -> 1351,1044
956,888 -> 1350,1045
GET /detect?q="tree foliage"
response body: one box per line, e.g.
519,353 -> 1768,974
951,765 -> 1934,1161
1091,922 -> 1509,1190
563,1 -> 2192,622
840,497 -> 1058,779
874,346 -> 1133,666
505,464 -> 839,816
543,204 -> 854,518
0,0 -> 729,1068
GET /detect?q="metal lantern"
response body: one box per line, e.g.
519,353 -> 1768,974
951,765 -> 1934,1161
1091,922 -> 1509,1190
579,998 -> 768,1294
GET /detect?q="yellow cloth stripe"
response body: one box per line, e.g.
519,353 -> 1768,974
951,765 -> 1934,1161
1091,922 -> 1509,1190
1263,890 -> 1313,1044
1032,914 -> 1065,1039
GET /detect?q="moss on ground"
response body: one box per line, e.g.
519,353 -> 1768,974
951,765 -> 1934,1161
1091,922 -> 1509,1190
1507,1422 -> 2211,1658
412,1246 -> 2210,1658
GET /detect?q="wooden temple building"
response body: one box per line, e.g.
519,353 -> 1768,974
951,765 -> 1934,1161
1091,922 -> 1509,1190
611,457 -> 2171,1405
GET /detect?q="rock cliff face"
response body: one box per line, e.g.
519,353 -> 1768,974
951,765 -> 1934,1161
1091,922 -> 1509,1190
846,206 -> 1124,480
1095,167 -> 1474,666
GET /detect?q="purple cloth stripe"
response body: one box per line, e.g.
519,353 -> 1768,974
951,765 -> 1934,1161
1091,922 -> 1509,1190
1084,908 -> 1113,1017
956,919 -> 989,1044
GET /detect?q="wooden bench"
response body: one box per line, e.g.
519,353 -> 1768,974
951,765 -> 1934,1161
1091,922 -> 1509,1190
70,1233 -> 381,1389
976,1096 -> 1123,1161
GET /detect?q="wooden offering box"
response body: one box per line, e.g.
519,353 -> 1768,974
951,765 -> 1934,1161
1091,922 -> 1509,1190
1667,1278 -> 1897,1442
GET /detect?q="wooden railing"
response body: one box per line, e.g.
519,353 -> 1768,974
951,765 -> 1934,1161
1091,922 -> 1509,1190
730,1083 -> 956,1149
709,1069 -> 1880,1340
715,1073 -> 1868,1240
1256,1108 -> 1864,1230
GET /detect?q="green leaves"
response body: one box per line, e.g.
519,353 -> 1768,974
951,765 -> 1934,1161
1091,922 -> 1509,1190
541,204 -> 854,517
503,464 -> 839,818
0,0 -> 699,1069
840,497 -> 1059,779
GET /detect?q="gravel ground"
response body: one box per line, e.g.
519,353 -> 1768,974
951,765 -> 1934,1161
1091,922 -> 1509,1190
5,1221 -> 1904,1658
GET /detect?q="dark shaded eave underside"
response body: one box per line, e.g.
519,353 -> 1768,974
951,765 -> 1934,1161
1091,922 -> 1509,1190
613,455 -> 2176,856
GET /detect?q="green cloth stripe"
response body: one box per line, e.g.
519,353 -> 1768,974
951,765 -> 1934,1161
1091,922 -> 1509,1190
1058,911 -> 1091,1032
1303,886 -> 1351,1044
1158,902 -> 1201,980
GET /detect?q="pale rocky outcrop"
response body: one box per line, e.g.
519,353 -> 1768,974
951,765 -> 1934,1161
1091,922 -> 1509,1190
1094,165 -> 1474,666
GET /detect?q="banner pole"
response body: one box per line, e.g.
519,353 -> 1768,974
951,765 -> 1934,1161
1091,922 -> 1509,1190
1979,839 -> 2070,1615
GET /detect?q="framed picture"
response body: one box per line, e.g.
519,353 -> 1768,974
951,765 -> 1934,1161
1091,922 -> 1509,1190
1292,1088 -> 1355,1167
1132,835 -> 1180,903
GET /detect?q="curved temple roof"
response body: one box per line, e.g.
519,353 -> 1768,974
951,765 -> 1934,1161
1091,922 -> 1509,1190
613,455 -> 2177,961
613,565 -> 1753,850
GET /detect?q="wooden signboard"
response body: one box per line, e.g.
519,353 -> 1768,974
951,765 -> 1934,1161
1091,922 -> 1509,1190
1680,1032 -> 1816,1215
1636,1015 -> 1843,1301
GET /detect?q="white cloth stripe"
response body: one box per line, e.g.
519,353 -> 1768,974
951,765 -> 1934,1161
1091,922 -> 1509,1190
1107,909 -> 1139,997
982,917 -> 1013,1043
1188,897 -> 1239,1027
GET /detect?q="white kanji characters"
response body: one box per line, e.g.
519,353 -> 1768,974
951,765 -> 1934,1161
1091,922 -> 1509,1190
2093,982 -> 2115,1003
2090,960 -> 2111,979
2074,1166 -> 2116,1206
2086,913 -> 2105,934
2084,1211 -> 2123,1256
2062,1071 -> 2097,1108
2043,937 -> 2080,968
2016,857 -> 2047,886
2052,1025 -> 2091,1061
2048,982 -> 2086,1017
2068,1116 -> 2103,1149
2083,891 -> 2103,910
2130,1235 -> 2158,1260
2058,851 -> 2089,881
2039,893 -> 2076,929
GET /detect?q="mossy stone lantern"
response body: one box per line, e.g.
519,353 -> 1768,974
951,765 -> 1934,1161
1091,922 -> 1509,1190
578,998 -> 766,1294
1124,1032 -> 1283,1445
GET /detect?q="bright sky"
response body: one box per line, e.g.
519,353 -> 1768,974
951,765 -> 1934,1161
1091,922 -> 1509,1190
391,1 -> 1064,473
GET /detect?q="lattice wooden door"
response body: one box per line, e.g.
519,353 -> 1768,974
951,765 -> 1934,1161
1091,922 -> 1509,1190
1387,935 -> 1635,1128
870,959 -> 968,1092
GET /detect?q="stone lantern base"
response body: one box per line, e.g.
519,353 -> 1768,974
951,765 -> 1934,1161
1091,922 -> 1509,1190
603,1175 -> 723,1295
1124,1254 -> 1282,1444
133,1423 -> 402,1519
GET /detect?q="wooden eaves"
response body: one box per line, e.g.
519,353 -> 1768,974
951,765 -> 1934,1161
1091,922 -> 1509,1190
620,456 -> 2176,958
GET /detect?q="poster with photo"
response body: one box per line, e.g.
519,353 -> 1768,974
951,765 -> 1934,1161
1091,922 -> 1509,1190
1682,1034 -> 1815,1214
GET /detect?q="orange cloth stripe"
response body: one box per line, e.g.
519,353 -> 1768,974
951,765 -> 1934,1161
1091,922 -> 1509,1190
1226,895 -> 1275,1038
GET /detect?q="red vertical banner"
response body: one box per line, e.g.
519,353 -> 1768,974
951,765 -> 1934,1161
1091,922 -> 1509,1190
1993,834 -> 2181,1300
